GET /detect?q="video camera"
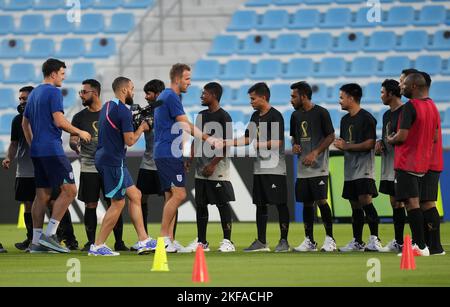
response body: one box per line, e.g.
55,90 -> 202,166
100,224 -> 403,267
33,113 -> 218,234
130,100 -> 163,131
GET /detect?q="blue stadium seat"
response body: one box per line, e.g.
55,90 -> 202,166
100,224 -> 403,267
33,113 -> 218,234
245,0 -> 271,6
106,13 -> 135,34
288,9 -> 319,30
45,14 -> 75,34
86,38 -> 116,58
252,59 -> 282,80
4,0 -> 32,10
16,15 -> 45,34
310,83 -> 328,103
414,56 -> 442,75
33,0 -> 65,10
0,39 -> 25,59
238,35 -> 270,55
0,15 -> 14,35
0,88 -> 16,109
208,35 -> 239,56
74,13 -> 104,34
227,11 -> 257,31
444,109 -> 450,128
271,84 -> 291,105
352,7 -> 377,28
282,58 -> 313,79
378,56 -> 410,77
364,31 -> 396,52
430,81 -> 450,102
333,32 -> 364,53
429,31 -> 450,51
396,30 -> 428,52
314,58 -> 346,78
273,0 -> 303,5
325,83 -> 344,103
362,83 -> 382,104
25,39 -> 55,59
65,63 -> 96,83
122,0 -> 154,9
228,110 -> 245,124
56,38 -> 86,58
336,0 -> 363,3
257,10 -> 289,30
192,59 -> 220,81
271,34 -> 301,55
234,84 -> 252,105
93,0 -> 121,9
282,111 -> 291,129
5,63 -> 35,84
321,8 -> 351,29
383,6 -> 414,27
0,64 -> 3,82
304,0 -> 332,4
182,86 -> 201,106
346,57 -> 379,77
328,109 -> 342,129
415,6 -> 446,26
0,113 -> 15,134
443,134 -> 450,148
61,88 -> 77,110
220,86 -> 234,105
442,58 -> 450,76
221,60 -> 251,80
303,33 -> 333,54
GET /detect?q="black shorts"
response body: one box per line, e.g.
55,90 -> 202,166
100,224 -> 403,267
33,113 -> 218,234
15,177 -> 36,202
342,178 -> 378,201
395,170 -> 421,201
78,172 -> 106,203
32,156 -> 75,188
136,169 -> 162,196
419,171 -> 440,202
379,180 -> 395,197
195,179 -> 235,207
295,176 -> 328,203
253,174 -> 287,206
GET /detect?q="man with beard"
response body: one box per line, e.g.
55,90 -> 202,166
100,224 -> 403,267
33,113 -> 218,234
70,79 -> 128,252
88,77 -> 156,256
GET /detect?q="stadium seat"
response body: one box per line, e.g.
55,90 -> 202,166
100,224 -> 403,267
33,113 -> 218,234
442,58 -> 450,76
321,8 -> 351,29
221,60 -> 251,80
325,83 -> 344,104
0,64 -> 3,82
288,9 -> 319,29
383,6 -> 414,27
362,83 -> 382,104
282,111 -> 291,129
364,31 -> 396,52
353,7 -> 378,28
429,31 -> 450,51
271,34 -> 301,55
208,35 -> 239,56
378,56 -> 410,77
33,0 -> 65,10
0,39 -> 24,59
333,32 -> 364,53
228,110 -> 245,124
93,0 -> 121,9
238,35 -> 270,55
181,86 -> 201,106
86,38 -> 116,58
0,88 -> 16,109
252,59 -> 282,80
443,134 -> 450,148
45,14 -> 75,34
257,10 -> 289,30
282,58 -> 314,79
430,81 -> 450,102
310,83 -> 328,104
0,15 -> 15,35
414,55 -> 442,75
304,0 -> 332,4
25,39 -> 55,59
122,0 -> 154,9
443,109 -> 450,129
4,0 -> 32,10
5,63 -> 35,84
270,84 -> 291,105
234,84 -> 252,105
79,0 -> 95,8
220,85 -> 234,105
65,63 -> 96,83
415,6 -> 446,26
328,109 -> 342,129
0,113 -> 16,134
273,0 -> 303,5
16,15 -> 45,34
56,38 -> 86,58
336,0 -> 363,3
303,33 -> 333,54
314,58 -> 347,78
61,88 -> 77,110
192,59 -> 220,81
227,11 -> 257,31
74,13 -> 104,34
245,0 -> 271,6
396,30 -> 428,52
346,57 -> 379,77
106,13 -> 135,34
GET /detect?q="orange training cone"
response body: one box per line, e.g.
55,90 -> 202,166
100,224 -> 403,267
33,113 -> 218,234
192,245 -> 209,283
400,235 -> 416,270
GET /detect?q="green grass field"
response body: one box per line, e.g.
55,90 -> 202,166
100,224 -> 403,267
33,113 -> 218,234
0,223 -> 449,287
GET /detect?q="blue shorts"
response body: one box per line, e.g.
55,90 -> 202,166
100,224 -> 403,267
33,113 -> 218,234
96,165 -> 134,200
154,158 -> 185,193
32,156 -> 75,189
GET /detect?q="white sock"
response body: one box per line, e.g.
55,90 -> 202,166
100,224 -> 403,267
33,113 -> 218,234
139,237 -> 150,245
32,229 -> 43,245
45,219 -> 60,236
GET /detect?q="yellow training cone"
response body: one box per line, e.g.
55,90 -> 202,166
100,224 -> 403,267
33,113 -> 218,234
17,203 -> 25,229
151,237 -> 169,272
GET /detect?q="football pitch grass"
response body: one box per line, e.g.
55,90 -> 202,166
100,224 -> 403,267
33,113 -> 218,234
0,223 -> 449,287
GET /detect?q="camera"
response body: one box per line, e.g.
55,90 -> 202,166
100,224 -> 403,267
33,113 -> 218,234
130,100 -> 163,131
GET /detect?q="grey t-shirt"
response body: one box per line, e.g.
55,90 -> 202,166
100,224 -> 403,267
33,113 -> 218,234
290,105 -> 334,179
11,114 -> 34,178
340,109 -> 377,181
140,130 -> 157,171
71,108 -> 100,173
245,107 -> 286,176
194,108 -> 232,181
380,106 -> 402,182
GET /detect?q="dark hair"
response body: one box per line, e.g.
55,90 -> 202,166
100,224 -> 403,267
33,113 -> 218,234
112,77 -> 131,93
170,63 -> 191,82
19,86 -> 34,94
381,79 -> 401,98
340,83 -> 363,103
401,68 -> 419,76
203,82 -> 223,102
42,58 -> 66,78
290,81 -> 312,100
405,73 -> 427,88
82,79 -> 101,95
144,79 -> 165,94
248,82 -> 270,101
419,71 -> 432,88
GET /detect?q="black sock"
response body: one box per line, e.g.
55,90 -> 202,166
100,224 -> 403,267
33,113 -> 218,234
393,207 -> 406,245
256,205 -> 268,244
303,205 -> 315,242
318,203 -> 333,238
24,212 -> 33,241
276,204 -> 289,241
196,206 -> 208,244
218,203 -> 232,241
423,207 -> 442,251
113,213 -> 124,243
352,208 -> 365,244
173,211 -> 178,239
363,203 -> 379,237
59,210 -> 76,242
84,207 -> 97,244
141,202 -> 148,234
407,208 -> 426,249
